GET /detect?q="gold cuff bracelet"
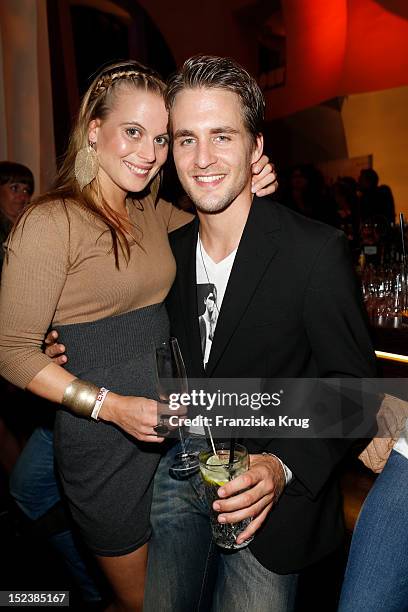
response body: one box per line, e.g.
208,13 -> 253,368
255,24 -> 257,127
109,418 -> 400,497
62,378 -> 100,418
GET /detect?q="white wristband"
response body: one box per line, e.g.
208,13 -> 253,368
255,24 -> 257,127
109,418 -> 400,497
91,387 -> 110,421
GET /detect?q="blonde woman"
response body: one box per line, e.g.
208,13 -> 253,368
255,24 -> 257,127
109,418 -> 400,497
0,60 -> 275,610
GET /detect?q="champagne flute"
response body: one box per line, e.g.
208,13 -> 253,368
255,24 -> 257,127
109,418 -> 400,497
155,338 -> 199,478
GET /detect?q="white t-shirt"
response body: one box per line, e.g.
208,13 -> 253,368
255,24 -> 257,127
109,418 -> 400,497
196,236 -> 237,369
191,235 -> 293,484
188,237 -> 237,435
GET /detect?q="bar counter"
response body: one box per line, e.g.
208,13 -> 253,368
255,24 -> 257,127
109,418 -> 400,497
371,317 -> 408,376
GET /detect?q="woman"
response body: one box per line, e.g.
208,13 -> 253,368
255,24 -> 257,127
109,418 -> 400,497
0,60 -> 275,610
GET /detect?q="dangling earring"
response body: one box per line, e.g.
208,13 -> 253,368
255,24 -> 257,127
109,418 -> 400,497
74,141 -> 99,190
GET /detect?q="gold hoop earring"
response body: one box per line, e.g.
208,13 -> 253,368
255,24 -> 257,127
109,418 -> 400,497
74,141 -> 99,190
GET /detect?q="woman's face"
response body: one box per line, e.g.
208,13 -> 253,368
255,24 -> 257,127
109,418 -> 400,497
0,181 -> 31,222
89,86 -> 169,199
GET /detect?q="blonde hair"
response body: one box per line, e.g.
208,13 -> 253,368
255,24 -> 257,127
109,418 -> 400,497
32,60 -> 166,267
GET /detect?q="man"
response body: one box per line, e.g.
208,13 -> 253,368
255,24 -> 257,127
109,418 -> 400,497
143,56 -> 376,612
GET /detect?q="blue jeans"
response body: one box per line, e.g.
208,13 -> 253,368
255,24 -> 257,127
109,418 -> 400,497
144,436 -> 298,612
10,426 -> 101,602
338,450 -> 408,612
10,427 -> 61,520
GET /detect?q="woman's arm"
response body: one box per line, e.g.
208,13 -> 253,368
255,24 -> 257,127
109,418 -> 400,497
0,204 -> 166,443
27,362 -> 165,442
0,204 -> 69,387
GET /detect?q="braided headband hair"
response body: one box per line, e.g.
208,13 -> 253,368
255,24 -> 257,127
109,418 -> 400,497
88,60 -> 166,103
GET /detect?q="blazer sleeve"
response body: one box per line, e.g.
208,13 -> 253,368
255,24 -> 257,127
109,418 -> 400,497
303,231 -> 376,378
258,232 -> 377,499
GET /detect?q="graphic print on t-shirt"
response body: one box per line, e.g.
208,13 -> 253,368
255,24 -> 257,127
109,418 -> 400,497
197,283 -> 218,369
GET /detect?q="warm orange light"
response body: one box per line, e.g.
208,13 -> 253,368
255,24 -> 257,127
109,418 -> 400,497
265,0 -> 408,119
375,350 -> 408,364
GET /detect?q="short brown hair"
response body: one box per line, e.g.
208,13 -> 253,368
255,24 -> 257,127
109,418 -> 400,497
165,55 -> 265,141
0,162 -> 34,194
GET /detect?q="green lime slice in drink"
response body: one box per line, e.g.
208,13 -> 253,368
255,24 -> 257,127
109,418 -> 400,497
206,454 -> 229,466
202,454 -> 230,486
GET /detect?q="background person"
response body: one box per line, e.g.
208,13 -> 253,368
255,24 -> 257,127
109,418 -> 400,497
358,168 -> 395,227
338,448 -> 408,612
331,177 -> 361,258
281,163 -> 337,226
339,395 -> 408,611
0,161 -> 34,271
0,161 -> 34,476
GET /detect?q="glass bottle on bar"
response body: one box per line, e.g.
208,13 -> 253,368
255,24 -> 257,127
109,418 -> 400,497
360,222 -> 382,267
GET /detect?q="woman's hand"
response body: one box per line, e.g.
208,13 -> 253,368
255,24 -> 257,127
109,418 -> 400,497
43,330 -> 183,443
44,330 -> 67,366
99,392 -> 166,443
251,155 -> 278,197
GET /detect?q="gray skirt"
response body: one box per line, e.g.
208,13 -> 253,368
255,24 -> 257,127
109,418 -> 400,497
54,303 -> 169,556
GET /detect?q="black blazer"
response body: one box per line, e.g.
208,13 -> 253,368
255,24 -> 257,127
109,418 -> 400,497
166,197 -> 377,574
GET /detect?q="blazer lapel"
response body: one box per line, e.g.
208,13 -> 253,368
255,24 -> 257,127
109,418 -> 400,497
205,198 -> 281,376
172,218 -> 206,377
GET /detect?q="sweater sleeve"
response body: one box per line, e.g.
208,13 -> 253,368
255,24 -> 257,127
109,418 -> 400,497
0,203 -> 70,388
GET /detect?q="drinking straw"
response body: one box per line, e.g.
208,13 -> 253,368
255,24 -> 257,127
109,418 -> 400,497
228,437 -> 236,474
206,425 -> 217,457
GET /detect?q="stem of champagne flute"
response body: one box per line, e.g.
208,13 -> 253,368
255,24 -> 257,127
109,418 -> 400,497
178,426 -> 187,455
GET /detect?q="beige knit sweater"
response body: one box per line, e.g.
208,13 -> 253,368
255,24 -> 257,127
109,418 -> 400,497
0,193 -> 192,388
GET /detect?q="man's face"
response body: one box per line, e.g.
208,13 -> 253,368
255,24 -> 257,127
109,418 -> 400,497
204,292 -> 216,314
171,88 -> 262,214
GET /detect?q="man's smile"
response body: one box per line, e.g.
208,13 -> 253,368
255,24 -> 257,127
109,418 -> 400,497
193,174 -> 226,186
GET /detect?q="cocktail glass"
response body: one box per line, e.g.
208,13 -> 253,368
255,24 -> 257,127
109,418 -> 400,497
199,442 -> 253,550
